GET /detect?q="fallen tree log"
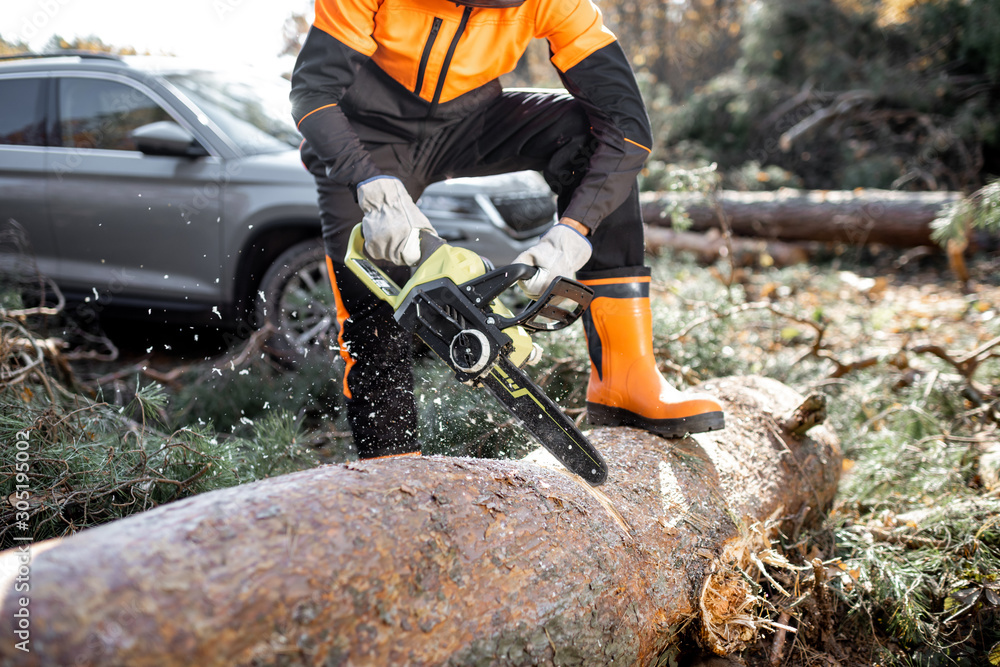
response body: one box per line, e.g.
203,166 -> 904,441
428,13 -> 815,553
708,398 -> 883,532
0,376 -> 841,666
643,225 -> 814,267
640,188 -> 963,247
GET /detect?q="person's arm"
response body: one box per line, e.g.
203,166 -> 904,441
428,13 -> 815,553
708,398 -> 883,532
291,0 -> 436,265
290,0 -> 383,191
538,0 -> 653,232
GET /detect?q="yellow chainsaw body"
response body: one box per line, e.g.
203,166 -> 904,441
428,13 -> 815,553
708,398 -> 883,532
344,224 -> 534,368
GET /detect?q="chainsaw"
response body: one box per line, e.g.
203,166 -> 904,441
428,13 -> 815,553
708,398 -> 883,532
345,224 -> 608,485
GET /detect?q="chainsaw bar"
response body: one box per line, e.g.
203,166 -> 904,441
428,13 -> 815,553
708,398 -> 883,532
344,225 -> 607,485
481,356 -> 608,486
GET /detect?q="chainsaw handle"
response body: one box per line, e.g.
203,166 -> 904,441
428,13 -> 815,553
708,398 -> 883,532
459,263 -> 535,304
512,275 -> 593,332
460,264 -> 593,332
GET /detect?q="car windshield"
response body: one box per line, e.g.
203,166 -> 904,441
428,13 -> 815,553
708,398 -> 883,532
163,70 -> 300,154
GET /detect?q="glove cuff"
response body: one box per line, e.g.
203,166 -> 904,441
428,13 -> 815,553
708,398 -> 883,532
548,223 -> 593,258
357,175 -> 397,188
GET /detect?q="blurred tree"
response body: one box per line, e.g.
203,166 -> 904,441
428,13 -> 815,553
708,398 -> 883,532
0,35 -> 29,56
603,0 -> 746,96
281,10 -> 312,57
40,35 -> 138,55
664,0 -> 1000,190
500,0 -> 748,96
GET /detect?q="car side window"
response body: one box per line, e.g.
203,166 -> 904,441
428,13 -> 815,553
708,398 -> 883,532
58,77 -> 172,152
0,77 -> 46,146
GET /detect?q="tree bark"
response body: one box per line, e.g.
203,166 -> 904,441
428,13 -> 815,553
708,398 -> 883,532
643,225 -> 814,267
640,189 -> 963,247
0,376 -> 841,667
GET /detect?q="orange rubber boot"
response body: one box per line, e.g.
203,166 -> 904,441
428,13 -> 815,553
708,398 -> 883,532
579,268 -> 725,438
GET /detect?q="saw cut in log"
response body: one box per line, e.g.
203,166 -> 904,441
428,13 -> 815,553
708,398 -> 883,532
0,376 -> 841,666
640,189 -> 963,247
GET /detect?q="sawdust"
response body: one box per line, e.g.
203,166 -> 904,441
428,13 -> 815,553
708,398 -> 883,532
698,511 -> 798,656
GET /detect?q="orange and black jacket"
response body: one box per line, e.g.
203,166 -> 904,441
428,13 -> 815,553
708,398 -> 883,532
290,0 -> 653,232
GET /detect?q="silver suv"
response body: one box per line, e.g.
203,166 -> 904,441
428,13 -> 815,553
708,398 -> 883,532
0,52 -> 556,355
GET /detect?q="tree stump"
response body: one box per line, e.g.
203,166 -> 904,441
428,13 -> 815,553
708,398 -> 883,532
0,375 -> 841,666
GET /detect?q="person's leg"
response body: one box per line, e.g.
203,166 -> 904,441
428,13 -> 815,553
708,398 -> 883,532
421,92 -> 725,436
574,184 -> 724,437
304,142 -> 421,458
576,263 -> 725,437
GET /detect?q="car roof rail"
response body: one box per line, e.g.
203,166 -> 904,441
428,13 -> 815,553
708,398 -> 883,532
0,51 -> 125,63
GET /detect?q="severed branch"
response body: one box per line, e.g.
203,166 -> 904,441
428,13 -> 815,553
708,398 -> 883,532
667,300 -> 825,350
782,394 -> 828,437
644,226 -> 813,269
0,275 -> 65,318
911,335 -> 1000,380
778,90 -> 876,152
663,299 -> 997,406
768,610 -> 794,667
843,525 -> 947,550
817,349 -> 881,379
90,322 -> 278,391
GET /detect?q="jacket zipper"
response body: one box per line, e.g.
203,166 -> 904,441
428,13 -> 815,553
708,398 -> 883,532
429,6 -> 473,107
413,17 -> 443,97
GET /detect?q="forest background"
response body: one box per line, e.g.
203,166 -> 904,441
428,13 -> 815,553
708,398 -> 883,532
1,0 -> 999,665
4,0 -> 999,195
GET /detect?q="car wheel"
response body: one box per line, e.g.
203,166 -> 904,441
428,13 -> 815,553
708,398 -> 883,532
256,239 -> 339,364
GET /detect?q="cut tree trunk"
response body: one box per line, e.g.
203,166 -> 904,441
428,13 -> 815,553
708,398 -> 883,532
0,376 -> 841,667
640,189 -> 963,247
643,225 -> 814,267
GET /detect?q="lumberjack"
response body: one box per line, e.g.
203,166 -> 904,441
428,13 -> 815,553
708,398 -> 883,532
291,0 -> 726,458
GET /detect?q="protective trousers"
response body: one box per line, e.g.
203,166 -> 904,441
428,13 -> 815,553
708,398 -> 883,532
303,90 -> 646,458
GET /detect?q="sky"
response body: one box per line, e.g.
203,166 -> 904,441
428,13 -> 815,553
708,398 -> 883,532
0,0 -> 313,72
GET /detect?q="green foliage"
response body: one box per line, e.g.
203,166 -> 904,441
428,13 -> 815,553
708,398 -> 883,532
725,160 -> 804,191
660,0 -> 1000,191
0,290 -> 23,312
640,162 -> 723,229
910,0 -> 1000,83
661,73 -> 785,168
839,154 -> 905,191
170,353 -> 343,437
931,179 -> 1000,245
0,383 -> 319,549
820,369 -> 1000,664
741,0 -> 871,87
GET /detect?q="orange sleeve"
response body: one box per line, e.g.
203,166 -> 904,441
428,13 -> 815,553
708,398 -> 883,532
535,0 -> 617,73
313,0 -> 380,57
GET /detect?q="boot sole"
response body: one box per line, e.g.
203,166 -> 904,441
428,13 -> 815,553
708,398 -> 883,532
586,403 -> 725,439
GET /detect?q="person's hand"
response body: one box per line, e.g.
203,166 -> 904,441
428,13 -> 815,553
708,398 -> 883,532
357,176 -> 435,266
513,221 -> 592,299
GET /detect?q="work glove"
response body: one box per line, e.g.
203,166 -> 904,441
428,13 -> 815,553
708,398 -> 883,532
513,223 -> 592,299
357,176 -> 435,266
